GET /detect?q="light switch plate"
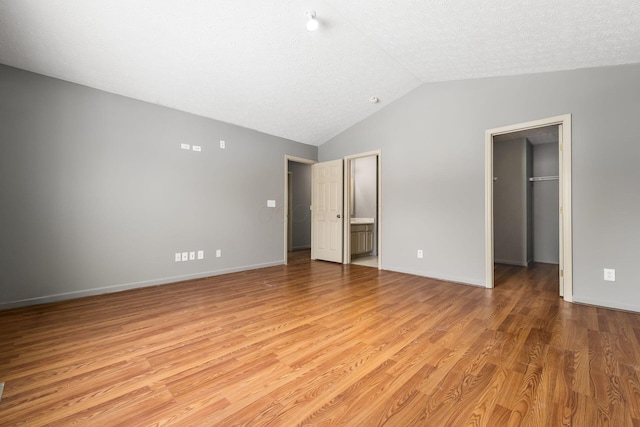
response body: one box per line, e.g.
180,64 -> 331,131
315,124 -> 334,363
189,251 -> 196,260
197,250 -> 204,260
181,143 -> 190,150
220,140 -> 225,149
181,252 -> 188,261
216,249 -> 222,258
192,145 -> 201,152
175,253 -> 182,262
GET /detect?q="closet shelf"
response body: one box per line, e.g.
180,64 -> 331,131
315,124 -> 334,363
529,176 -> 558,182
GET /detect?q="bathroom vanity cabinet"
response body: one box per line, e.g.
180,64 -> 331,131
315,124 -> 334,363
351,223 -> 374,256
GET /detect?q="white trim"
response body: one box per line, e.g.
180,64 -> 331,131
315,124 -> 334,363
284,155 -> 316,265
485,114 -> 573,302
494,259 -> 530,267
343,150 -> 382,269
561,120 -> 573,301
0,261 -> 283,310
383,265 -> 485,288
287,171 -> 293,252
573,297 -> 640,314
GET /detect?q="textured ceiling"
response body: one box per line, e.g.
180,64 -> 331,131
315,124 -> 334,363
493,125 -> 559,145
1,1 -> 639,146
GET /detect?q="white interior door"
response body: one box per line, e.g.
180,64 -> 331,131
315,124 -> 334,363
312,159 -> 343,263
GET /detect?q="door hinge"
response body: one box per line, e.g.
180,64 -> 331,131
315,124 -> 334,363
560,270 -> 564,277
560,143 -> 563,151
560,206 -> 563,215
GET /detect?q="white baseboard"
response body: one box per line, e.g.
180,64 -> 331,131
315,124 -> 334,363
0,260 -> 283,310
533,258 -> 560,264
494,259 -> 529,267
383,265 -> 485,288
572,296 -> 640,313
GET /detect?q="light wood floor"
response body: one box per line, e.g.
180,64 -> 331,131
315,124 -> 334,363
1,253 -> 640,426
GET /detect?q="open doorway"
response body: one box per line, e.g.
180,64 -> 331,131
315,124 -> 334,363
284,156 -> 315,264
344,151 -> 382,269
485,115 -> 573,301
492,126 -> 559,286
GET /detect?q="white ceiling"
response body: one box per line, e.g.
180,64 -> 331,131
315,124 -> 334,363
1,1 -> 639,146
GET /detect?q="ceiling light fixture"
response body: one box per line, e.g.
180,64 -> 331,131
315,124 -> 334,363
305,10 -> 319,32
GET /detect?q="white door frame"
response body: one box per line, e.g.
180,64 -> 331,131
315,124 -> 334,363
485,114 -> 573,301
343,150 -> 382,269
284,155 -> 316,265
287,171 -> 293,252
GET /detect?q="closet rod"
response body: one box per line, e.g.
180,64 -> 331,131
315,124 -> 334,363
529,176 -> 559,182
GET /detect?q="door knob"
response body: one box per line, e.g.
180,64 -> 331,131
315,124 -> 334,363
337,214 -> 341,218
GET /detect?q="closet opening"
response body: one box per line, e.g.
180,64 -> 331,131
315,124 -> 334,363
485,114 -> 573,301
492,126 -> 559,286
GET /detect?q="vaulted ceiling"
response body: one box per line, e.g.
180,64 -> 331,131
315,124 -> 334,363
1,1 -> 639,146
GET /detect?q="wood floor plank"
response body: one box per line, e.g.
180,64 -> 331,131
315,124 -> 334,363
462,366 -> 508,427
487,403 -> 512,426
1,255 -> 639,425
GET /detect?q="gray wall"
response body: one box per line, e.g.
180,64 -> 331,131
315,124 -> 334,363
0,64 -> 317,308
493,138 -> 530,266
526,141 -> 533,266
319,63 -> 640,312
353,156 -> 377,220
533,142 -> 559,263
288,161 -> 311,249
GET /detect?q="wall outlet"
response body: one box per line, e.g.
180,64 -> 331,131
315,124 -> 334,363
181,252 -> 188,262
604,268 -> 616,281
189,251 -> 196,261
197,250 -> 204,260
216,249 -> 222,258
192,145 -> 201,152
417,249 -> 423,259
181,143 -> 190,150
267,200 -> 276,207
175,253 -> 182,262
220,140 -> 225,149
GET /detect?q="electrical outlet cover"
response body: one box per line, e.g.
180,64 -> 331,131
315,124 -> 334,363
175,253 -> 182,262
181,252 -> 188,261
604,268 -> 616,281
197,250 -> 204,260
